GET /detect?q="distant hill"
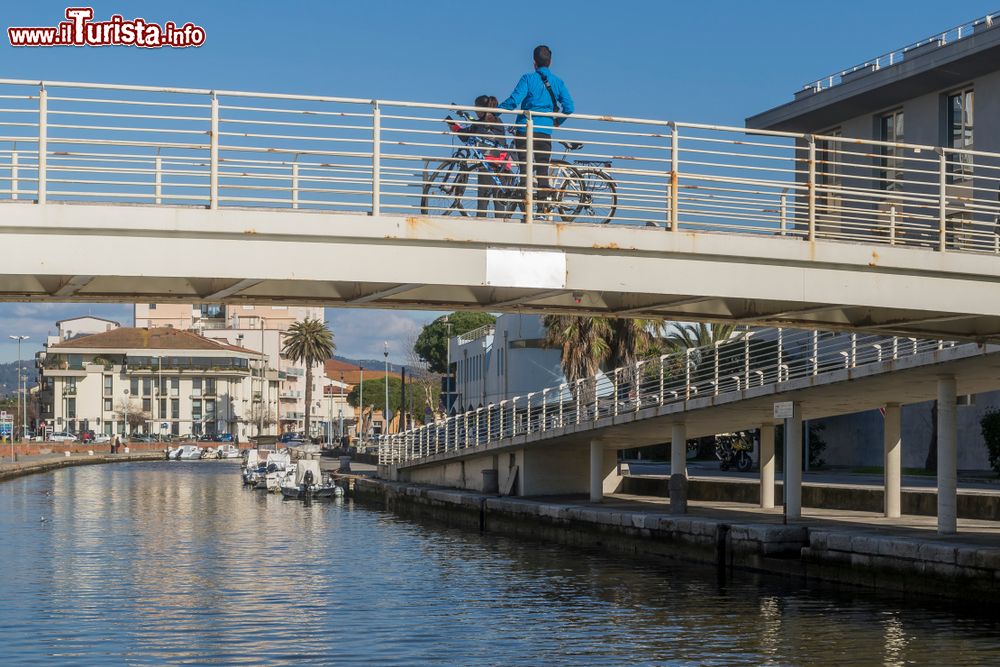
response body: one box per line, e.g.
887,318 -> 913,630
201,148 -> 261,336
0,361 -> 37,394
332,355 -> 406,374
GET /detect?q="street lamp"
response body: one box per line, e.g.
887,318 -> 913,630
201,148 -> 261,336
123,388 -> 130,440
358,364 -> 364,447
383,341 -> 389,435
338,372 -> 344,447
444,316 -> 453,413
9,335 -> 28,441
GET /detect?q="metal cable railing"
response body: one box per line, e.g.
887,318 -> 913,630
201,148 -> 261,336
377,328 -> 964,465
0,80 -> 998,252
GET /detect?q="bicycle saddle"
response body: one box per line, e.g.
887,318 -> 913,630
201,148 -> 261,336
560,141 -> 584,151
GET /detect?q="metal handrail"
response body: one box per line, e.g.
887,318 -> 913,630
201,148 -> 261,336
803,11 -> 999,92
377,328 -> 965,465
0,78 -> 997,254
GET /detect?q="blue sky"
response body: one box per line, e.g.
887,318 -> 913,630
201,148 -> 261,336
0,1 -> 988,363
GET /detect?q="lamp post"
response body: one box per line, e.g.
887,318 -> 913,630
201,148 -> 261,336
338,372 -> 344,448
9,335 -> 28,441
123,388 -> 130,440
358,365 -> 364,447
326,386 -> 333,450
444,316 -> 452,413
383,341 -> 389,435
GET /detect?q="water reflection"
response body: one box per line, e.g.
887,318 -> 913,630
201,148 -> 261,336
0,461 -> 998,666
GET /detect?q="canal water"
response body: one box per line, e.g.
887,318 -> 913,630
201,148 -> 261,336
1,462 -> 998,666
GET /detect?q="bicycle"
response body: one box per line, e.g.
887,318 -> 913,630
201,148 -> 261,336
551,141 -> 618,225
420,109 -> 585,221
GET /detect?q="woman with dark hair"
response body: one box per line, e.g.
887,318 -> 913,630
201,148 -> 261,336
448,95 -> 510,217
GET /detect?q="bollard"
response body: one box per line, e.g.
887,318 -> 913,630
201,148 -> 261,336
64,451 -> 70,457
124,447 -> 129,454
482,469 -> 499,495
338,455 -> 351,473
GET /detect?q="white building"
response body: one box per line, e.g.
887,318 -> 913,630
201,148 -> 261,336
134,303 -> 343,437
448,314 -> 565,411
37,327 -> 271,439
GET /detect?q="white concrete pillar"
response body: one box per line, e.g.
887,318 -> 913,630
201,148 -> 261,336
937,377 -> 957,535
590,440 -> 603,503
785,403 -> 802,519
759,423 -> 775,509
670,422 -> 687,514
883,403 -> 901,519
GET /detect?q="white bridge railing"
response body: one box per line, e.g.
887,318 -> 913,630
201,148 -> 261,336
0,79 -> 999,252
378,329 -> 961,465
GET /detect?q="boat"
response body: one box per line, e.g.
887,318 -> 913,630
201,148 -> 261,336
263,450 -> 291,492
165,446 -> 181,460
280,459 -> 341,499
241,450 -> 266,486
217,444 -> 241,459
176,444 -> 203,460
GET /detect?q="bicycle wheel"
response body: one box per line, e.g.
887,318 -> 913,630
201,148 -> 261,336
574,168 -> 617,224
547,161 -> 585,222
420,159 -> 472,216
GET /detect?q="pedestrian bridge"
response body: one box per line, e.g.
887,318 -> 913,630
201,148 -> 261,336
2,79 -> 1000,340
379,328 -> 1000,534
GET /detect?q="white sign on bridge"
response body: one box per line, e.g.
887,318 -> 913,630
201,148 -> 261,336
773,401 -> 795,420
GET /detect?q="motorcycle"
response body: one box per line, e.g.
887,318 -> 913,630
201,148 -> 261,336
715,433 -> 754,472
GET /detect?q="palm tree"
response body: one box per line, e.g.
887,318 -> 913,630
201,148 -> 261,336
662,322 -> 741,352
543,315 -> 611,396
281,318 -> 335,440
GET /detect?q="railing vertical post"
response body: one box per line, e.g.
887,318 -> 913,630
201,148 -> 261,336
524,113 -> 534,224
713,342 -> 720,395
526,395 -> 532,434
938,149 -> 947,251
777,328 -> 784,380
154,153 -> 162,205
541,388 -> 548,430
576,380 -> 582,424
37,86 -> 47,205
807,136 -> 816,241
10,150 -> 18,201
499,400 -> 505,438
209,92 -> 219,210
512,398 -> 518,436
779,189 -> 787,236
592,377 -> 599,420
850,334 -> 857,367
669,122 -> 679,231
685,349 -> 692,400
888,204 -> 896,245
613,369 -> 620,416
291,162 -> 299,209
744,334 -> 751,388
463,411 -> 469,448
372,101 -> 381,216
558,387 -> 564,426
812,331 -> 819,376
659,356 -> 666,404
487,407 -> 492,443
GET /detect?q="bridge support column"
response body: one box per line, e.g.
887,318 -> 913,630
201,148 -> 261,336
759,423 -> 775,509
883,403 -> 901,519
670,422 -> 687,514
590,440 -> 603,503
786,403 -> 802,520
937,376 -> 957,535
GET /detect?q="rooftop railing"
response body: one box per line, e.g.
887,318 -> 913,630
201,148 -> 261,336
456,325 -> 495,344
0,79 -> 998,253
803,11 -> 999,93
378,328 -> 966,465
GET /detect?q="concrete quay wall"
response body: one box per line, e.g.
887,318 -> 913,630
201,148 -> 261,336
0,451 -> 167,483
351,477 -> 1000,605
623,476 -> 1000,522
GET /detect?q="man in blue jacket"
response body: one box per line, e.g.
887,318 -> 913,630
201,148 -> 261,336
499,45 -> 574,213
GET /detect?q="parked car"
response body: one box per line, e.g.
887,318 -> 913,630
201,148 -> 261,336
179,433 -> 198,442
49,432 -> 78,443
130,435 -> 155,443
213,433 -> 234,443
278,432 -> 304,444
93,434 -> 111,444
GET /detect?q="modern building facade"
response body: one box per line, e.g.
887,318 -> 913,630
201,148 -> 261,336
448,314 -> 565,411
747,13 -> 1000,470
134,303 -> 333,436
37,326 -> 269,439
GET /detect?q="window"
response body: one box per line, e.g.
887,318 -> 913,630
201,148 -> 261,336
205,378 -> 216,396
879,110 -> 904,191
171,399 -> 179,419
142,377 -> 152,396
142,398 -> 151,412
170,377 -> 179,396
64,377 -> 77,394
192,378 -> 202,397
103,375 -> 113,395
149,304 -> 157,309
66,398 -> 76,419
242,305 -> 255,310
948,88 -> 974,179
104,398 -> 112,411
130,377 -> 139,396
192,399 -> 202,421
159,398 -> 167,417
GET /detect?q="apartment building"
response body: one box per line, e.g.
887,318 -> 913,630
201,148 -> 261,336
134,303 -> 334,436
37,326 -> 269,439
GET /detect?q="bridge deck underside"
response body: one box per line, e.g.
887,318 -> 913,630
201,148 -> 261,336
5,203 -> 1000,341
398,344 -> 1000,469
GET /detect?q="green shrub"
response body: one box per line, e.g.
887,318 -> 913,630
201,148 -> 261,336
980,409 -> 1000,476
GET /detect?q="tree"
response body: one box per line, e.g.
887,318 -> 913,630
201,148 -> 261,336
543,316 -> 611,400
245,401 -> 277,437
413,312 -> 496,374
281,318 -> 335,439
662,322 -> 741,352
114,397 -> 148,435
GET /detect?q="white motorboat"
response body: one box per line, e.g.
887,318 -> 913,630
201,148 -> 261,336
242,449 -> 265,486
263,450 -> 291,492
281,459 -> 341,499
176,444 -> 203,460
166,446 -> 181,460
217,444 -> 241,459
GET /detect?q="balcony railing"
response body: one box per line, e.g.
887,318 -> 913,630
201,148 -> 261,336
379,328 -> 964,465
0,79 -> 997,254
